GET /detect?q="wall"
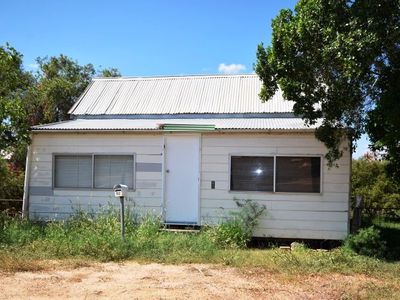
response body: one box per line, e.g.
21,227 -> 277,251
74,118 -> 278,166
200,132 -> 350,240
28,132 -> 164,220
27,131 -> 350,240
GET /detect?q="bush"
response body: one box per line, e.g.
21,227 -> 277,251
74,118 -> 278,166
205,218 -> 248,248
345,226 -> 387,258
0,212 -> 44,247
206,199 -> 266,248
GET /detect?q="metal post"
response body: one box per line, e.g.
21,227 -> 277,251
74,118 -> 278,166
120,196 -> 125,241
351,195 -> 364,233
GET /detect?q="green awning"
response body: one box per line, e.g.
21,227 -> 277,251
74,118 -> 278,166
160,124 -> 216,131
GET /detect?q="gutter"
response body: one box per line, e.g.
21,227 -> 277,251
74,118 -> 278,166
30,128 -> 317,133
22,145 -> 32,218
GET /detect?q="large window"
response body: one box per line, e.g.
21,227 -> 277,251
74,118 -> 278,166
55,155 -> 92,188
276,157 -> 321,193
54,154 -> 135,189
94,155 -> 134,188
230,156 -> 274,191
230,155 -> 321,193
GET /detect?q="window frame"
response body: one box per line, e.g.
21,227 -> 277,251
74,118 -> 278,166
228,153 -> 323,194
229,154 -> 275,192
52,153 -> 136,191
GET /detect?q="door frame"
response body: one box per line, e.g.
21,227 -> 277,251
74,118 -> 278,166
162,133 -> 202,225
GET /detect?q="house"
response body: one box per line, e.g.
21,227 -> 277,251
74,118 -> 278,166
23,74 -> 351,240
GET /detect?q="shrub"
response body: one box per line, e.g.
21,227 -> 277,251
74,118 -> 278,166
206,199 -> 266,248
0,212 -> 43,247
206,218 -> 248,248
345,226 -> 387,258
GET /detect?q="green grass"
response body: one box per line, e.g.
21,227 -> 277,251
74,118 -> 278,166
1,211 -> 399,281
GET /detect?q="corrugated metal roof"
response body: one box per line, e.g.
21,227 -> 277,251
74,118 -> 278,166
69,75 -> 294,116
32,118 -> 318,131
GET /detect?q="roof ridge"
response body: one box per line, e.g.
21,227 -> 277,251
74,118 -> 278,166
93,74 -> 259,81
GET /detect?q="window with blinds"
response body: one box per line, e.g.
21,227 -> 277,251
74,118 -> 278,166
54,154 -> 134,189
94,155 -> 134,189
54,155 -> 92,188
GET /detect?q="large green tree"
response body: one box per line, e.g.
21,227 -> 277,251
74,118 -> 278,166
255,0 -> 400,179
30,56 -> 121,124
0,44 -> 121,202
352,157 -> 400,219
0,44 -> 33,202
0,44 -> 33,155
34,55 -> 96,124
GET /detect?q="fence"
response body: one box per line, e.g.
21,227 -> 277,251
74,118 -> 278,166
0,198 -> 23,216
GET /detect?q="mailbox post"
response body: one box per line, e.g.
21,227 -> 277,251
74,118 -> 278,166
113,184 -> 128,241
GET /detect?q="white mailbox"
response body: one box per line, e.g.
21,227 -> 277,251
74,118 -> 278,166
113,184 -> 128,198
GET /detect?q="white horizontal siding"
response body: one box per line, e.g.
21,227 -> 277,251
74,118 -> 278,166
252,228 -> 347,240
200,133 -> 350,240
28,131 -> 351,240
28,133 -> 164,220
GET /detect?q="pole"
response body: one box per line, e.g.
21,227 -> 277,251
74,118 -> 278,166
120,196 -> 125,241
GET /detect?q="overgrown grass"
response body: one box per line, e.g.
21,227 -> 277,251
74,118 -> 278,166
0,210 -> 399,283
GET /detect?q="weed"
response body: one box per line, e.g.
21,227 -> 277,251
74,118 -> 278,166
205,199 -> 266,248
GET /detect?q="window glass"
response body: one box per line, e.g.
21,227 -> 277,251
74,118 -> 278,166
54,155 -> 92,188
94,155 -> 134,189
230,156 -> 274,191
276,157 -> 321,193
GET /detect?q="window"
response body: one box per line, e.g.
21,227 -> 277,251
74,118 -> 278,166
55,155 -> 92,188
230,156 -> 274,191
276,157 -> 321,193
229,155 -> 321,193
94,155 -> 134,188
54,154 -> 135,189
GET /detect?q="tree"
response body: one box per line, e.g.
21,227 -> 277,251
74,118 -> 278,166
31,56 -> 122,124
255,0 -> 400,180
34,55 -> 96,123
100,67 -> 121,78
0,44 -> 33,155
352,157 -> 400,220
0,44 -> 33,204
0,44 -> 122,204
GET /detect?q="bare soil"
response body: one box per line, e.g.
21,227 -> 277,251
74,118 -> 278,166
0,262 -> 387,299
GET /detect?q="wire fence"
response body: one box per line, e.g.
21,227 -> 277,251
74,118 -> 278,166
0,199 -> 23,202
0,199 -> 23,216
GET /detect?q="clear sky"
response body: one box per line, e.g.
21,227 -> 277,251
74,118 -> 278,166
1,0 -> 298,75
1,0 -> 369,157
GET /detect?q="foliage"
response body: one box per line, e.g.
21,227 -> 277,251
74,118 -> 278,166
345,226 -> 387,258
206,199 -> 266,248
206,218 -> 249,248
0,44 -> 32,159
100,67 -> 121,77
373,220 -> 400,260
0,43 -> 121,205
33,55 -> 96,123
31,56 -> 122,124
352,158 -> 400,220
1,211 -> 400,295
0,159 -> 24,199
255,0 -> 400,178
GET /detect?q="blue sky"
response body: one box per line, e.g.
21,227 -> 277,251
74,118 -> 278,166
1,0 -> 369,156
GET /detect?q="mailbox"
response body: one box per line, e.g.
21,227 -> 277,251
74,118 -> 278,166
113,184 -> 128,198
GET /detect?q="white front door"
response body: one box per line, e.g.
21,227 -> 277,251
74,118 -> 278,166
165,135 -> 200,224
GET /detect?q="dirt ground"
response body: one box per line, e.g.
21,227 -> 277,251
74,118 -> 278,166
0,262 -> 386,299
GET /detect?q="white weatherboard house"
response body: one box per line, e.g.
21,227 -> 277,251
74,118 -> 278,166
23,74 -> 351,240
